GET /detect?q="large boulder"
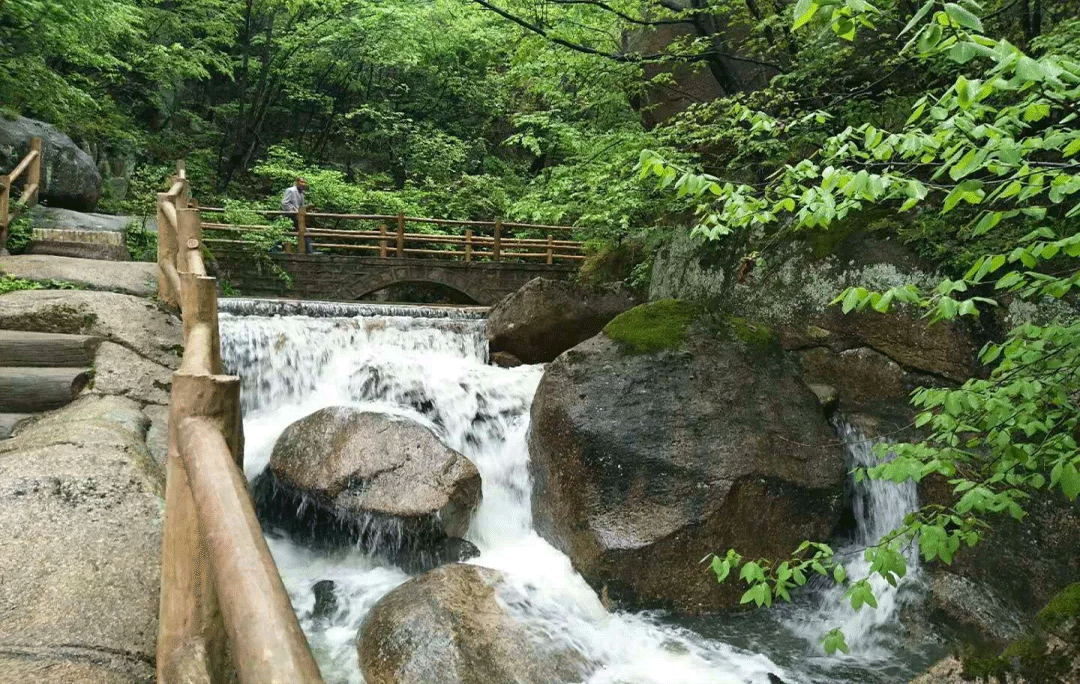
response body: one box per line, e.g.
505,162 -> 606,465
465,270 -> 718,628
357,563 -> 591,684
0,395 -> 163,683
529,300 -> 846,613
0,115 -> 102,211
486,278 -> 637,364
0,289 -> 182,367
253,407 -> 482,572
650,227 -> 980,433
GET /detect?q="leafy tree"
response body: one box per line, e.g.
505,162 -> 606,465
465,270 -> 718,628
641,0 -> 1080,653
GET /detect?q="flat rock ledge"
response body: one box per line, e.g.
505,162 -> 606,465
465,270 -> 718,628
0,395 -> 163,684
0,255 -> 157,297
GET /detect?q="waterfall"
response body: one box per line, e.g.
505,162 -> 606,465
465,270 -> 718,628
783,419 -> 924,665
219,301 -> 938,684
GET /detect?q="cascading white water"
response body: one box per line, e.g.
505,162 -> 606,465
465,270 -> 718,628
219,302 -> 938,684
783,420 -> 924,666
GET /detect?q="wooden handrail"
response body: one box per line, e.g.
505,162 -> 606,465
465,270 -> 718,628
198,206 -> 580,232
155,161 -> 325,684
1,137 -> 43,253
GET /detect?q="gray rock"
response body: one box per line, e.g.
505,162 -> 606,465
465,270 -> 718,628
142,403 -> 170,467
253,408 -> 481,570
358,564 -> 591,684
486,278 -> 637,364
529,307 -> 846,613
0,395 -> 162,684
650,227 -> 980,426
0,290 -> 181,367
91,341 -> 172,406
489,351 -> 522,368
0,254 -> 156,297
928,571 -> 1033,652
0,115 -> 102,211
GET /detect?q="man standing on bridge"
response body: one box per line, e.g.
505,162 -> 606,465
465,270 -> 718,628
281,177 -> 314,252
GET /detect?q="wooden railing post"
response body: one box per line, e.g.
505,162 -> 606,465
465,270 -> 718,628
493,219 -> 502,262
158,371 -> 239,684
0,174 -> 10,253
464,229 -> 473,263
26,137 -> 41,207
546,234 -> 554,265
296,206 -> 307,254
396,213 -> 405,258
378,224 -> 388,258
157,193 -> 181,308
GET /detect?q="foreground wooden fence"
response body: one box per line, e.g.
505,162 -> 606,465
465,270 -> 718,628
200,206 -> 586,263
0,137 -> 42,253
155,163 -> 324,684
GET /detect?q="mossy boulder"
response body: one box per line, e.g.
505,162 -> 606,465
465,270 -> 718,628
528,315 -> 845,613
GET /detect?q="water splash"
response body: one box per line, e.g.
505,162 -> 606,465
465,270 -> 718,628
220,300 -> 937,684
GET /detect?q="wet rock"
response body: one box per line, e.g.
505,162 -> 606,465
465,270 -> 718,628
357,564 -> 592,684
311,580 -> 338,621
253,407 -> 482,571
529,303 -> 846,613
486,278 -> 637,364
0,115 -> 102,211
489,351 -> 522,368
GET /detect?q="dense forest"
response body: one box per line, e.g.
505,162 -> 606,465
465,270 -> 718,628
5,0 -> 1074,285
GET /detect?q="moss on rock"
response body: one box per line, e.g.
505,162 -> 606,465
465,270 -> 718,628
1038,582 -> 1080,632
724,316 -> 774,347
603,300 -> 699,355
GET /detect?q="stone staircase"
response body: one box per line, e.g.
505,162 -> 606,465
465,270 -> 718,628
0,330 -> 96,438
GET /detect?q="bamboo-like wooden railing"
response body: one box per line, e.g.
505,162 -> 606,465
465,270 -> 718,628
0,137 -> 43,253
199,206 -> 586,263
155,162 -> 324,684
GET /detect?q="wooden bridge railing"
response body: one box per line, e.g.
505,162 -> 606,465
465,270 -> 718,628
155,162 -> 324,684
199,206 -> 586,263
0,137 -> 42,253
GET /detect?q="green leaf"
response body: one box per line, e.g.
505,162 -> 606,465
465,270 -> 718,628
793,0 -> 820,30
901,0 -> 935,36
944,3 -> 983,31
1060,463 -> 1080,501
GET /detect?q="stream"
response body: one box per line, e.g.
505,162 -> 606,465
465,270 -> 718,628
219,298 -> 944,684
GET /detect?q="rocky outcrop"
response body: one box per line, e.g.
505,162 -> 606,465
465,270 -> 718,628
650,228 -> 980,433
357,564 -> 592,684
486,278 -> 637,364
253,407 -> 482,572
0,289 -> 182,367
528,301 -> 846,613
0,255 -> 155,295
0,116 -> 102,211
0,395 -> 163,683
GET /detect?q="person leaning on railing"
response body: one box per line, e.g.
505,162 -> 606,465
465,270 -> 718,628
280,177 -> 315,253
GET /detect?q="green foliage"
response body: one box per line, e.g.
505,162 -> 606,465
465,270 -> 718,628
3,217 -> 33,255
125,222 -> 158,263
0,275 -> 81,294
635,0 -> 1080,653
602,300 -> 699,355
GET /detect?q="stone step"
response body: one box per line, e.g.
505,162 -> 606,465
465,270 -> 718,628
28,227 -> 129,260
0,330 -> 100,368
0,366 -> 91,413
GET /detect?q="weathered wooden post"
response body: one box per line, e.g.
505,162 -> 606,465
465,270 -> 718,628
493,219 -> 502,262
26,137 -> 41,207
546,234 -> 554,264
396,213 -> 405,257
296,206 -> 308,254
0,174 -> 10,252
157,193 -> 182,308
464,229 -> 473,263
378,224 -> 388,258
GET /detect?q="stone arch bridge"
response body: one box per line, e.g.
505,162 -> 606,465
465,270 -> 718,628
211,252 -> 577,305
